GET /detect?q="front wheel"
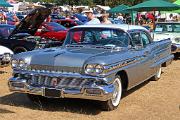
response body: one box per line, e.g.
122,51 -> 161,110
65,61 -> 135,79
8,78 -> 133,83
101,76 -> 122,111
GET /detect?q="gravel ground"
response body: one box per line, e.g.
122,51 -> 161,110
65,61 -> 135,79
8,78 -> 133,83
0,60 -> 180,120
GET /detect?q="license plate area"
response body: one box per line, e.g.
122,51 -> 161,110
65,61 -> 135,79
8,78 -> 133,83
44,88 -> 61,98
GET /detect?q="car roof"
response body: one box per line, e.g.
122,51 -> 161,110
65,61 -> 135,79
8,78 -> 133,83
72,24 -> 148,32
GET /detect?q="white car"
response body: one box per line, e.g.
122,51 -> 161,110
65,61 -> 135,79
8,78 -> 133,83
153,22 -> 180,57
0,45 -> 14,67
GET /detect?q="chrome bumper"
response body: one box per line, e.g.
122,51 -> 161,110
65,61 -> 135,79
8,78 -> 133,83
171,44 -> 180,53
8,71 -> 114,101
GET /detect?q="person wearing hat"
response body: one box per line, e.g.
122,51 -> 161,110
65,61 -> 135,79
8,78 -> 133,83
84,9 -> 100,25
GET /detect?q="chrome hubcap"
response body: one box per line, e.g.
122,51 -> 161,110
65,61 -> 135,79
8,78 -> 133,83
111,78 -> 122,107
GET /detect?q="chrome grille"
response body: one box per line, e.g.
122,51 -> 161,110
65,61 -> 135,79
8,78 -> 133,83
19,74 -> 94,88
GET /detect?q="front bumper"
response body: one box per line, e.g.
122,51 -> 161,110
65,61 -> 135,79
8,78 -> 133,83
171,44 -> 180,53
8,70 -> 114,101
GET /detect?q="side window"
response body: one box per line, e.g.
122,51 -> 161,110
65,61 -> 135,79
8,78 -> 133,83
141,32 -> 150,46
130,32 -> 142,46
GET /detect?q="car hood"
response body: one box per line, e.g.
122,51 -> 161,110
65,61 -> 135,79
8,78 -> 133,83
14,46 -> 128,73
9,7 -> 51,38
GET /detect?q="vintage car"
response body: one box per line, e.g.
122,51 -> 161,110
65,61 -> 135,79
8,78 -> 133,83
35,22 -> 68,41
0,8 -> 62,54
53,19 -> 84,28
0,45 -> 13,67
153,22 -> 180,58
8,24 -> 173,111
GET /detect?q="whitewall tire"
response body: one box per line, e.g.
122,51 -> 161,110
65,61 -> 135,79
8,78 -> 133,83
101,76 -> 122,111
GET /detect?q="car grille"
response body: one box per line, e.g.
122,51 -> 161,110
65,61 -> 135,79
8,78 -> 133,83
17,74 -> 94,88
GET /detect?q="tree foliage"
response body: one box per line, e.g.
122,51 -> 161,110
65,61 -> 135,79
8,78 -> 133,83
25,0 -> 176,7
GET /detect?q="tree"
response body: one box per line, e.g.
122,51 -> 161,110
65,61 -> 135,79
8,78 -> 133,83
24,0 -> 177,6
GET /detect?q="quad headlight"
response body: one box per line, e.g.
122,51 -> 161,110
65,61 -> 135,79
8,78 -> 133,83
11,59 -> 27,68
19,60 -> 26,68
85,64 -> 104,75
11,59 -> 18,68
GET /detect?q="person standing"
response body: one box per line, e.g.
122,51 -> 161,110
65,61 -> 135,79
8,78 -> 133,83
83,9 -> 100,25
101,14 -> 112,24
0,11 -> 5,24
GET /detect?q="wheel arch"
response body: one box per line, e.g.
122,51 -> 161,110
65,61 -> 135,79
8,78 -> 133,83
116,70 -> 129,91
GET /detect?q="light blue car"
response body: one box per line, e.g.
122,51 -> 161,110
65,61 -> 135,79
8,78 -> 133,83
8,24 -> 173,110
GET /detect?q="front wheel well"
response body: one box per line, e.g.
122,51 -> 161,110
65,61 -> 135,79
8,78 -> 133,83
116,70 -> 128,91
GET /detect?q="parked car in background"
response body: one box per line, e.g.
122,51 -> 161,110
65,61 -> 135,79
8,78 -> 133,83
0,45 -> 13,67
153,22 -> 180,58
53,19 -> 84,28
8,24 -> 173,111
0,8 -> 62,54
73,13 -> 88,23
35,22 -> 68,42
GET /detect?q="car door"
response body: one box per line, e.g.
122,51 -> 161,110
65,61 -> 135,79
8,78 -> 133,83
128,31 -> 153,86
140,31 -> 155,78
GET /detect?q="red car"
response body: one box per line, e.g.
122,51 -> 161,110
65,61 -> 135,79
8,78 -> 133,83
35,22 -> 68,42
53,19 -> 83,28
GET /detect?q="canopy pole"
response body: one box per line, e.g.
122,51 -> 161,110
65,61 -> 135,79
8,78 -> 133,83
131,10 -> 134,25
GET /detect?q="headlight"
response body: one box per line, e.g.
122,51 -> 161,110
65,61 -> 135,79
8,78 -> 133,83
85,64 -> 104,75
95,64 -> 104,74
86,64 -> 95,73
11,59 -> 27,68
19,59 -> 26,68
11,59 -> 18,68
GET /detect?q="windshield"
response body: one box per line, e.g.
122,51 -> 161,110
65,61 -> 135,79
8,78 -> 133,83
45,22 -> 67,31
155,23 -> 180,33
64,28 -> 129,47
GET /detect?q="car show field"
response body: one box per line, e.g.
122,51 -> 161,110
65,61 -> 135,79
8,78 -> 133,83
0,59 -> 179,120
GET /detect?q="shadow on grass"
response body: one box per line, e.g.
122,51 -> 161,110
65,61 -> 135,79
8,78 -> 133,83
122,80 -> 150,98
0,93 -> 101,115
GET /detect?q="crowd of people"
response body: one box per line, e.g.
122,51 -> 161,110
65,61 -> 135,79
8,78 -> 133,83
0,6 -> 179,31
0,9 -> 20,25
